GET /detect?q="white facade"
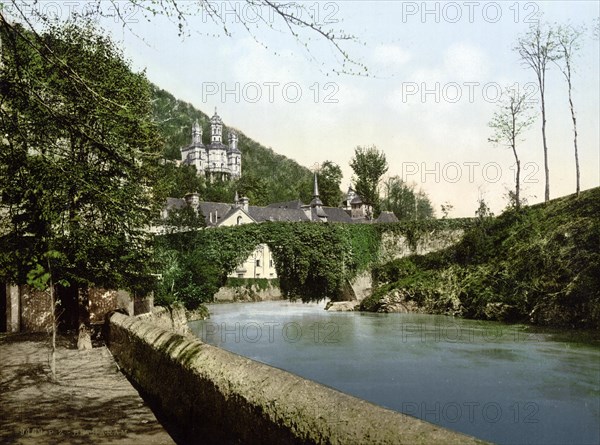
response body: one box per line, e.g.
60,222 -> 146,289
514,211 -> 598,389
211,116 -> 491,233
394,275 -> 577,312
181,109 -> 241,180
217,206 -> 277,279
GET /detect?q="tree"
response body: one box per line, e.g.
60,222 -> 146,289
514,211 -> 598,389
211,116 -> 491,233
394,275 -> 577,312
349,146 -> 388,217
0,21 -> 160,348
233,172 -> 270,206
440,201 -> 454,219
554,23 -> 585,196
154,162 -> 205,204
514,22 -> 560,202
318,161 -> 343,207
382,176 -> 434,220
488,88 -> 536,210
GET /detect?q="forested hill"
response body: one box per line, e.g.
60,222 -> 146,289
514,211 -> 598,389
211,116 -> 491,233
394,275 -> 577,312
151,85 -> 314,204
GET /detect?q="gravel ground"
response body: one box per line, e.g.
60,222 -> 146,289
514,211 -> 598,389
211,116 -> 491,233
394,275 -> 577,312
0,332 -> 176,445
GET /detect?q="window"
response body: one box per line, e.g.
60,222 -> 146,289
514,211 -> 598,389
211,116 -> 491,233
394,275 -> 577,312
237,216 -> 243,225
256,259 -> 261,267
269,259 -> 273,268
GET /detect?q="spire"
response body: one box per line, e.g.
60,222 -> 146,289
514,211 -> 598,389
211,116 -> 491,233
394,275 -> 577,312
234,190 -> 240,206
310,172 -> 324,214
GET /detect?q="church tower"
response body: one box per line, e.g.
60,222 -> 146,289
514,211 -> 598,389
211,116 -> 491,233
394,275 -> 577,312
210,108 -> 223,144
181,110 -> 241,182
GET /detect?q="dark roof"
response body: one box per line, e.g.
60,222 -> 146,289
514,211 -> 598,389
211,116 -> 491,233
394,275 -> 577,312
350,196 -> 363,205
248,206 -> 310,222
164,197 -> 380,227
198,202 -> 234,226
375,211 -> 399,223
310,197 -> 323,207
165,197 -> 186,211
267,200 -> 304,210
228,146 -> 241,154
322,207 -> 352,223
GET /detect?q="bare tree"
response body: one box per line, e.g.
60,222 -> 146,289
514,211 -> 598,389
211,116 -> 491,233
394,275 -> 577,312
554,23 -> 585,196
514,22 -> 559,202
1,0 -> 365,75
488,88 -> 536,210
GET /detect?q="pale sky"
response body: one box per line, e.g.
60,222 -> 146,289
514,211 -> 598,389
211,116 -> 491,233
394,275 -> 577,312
32,0 -> 600,216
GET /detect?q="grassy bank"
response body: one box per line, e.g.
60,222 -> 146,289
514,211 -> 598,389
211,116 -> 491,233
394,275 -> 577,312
361,187 -> 600,329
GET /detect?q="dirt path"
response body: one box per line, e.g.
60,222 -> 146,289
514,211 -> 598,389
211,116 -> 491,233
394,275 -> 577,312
0,333 -> 176,445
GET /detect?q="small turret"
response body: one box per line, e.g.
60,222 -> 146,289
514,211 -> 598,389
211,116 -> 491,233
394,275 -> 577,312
228,131 -> 238,151
192,120 -> 202,144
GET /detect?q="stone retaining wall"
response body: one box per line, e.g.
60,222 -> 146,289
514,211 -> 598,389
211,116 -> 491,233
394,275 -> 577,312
107,312 -> 486,445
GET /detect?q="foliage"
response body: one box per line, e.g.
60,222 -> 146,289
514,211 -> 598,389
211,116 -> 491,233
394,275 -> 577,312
349,145 -> 388,217
154,222 -> 383,305
225,277 -> 280,292
318,161 -> 344,207
154,218 -> 477,307
0,21 -> 160,315
381,176 -> 434,220
365,187 -> 600,329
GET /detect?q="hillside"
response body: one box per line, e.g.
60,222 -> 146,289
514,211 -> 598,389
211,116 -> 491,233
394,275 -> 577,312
151,86 -> 313,204
361,187 -> 600,329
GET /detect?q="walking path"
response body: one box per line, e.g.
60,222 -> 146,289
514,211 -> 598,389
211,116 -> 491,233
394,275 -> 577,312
0,333 -> 176,445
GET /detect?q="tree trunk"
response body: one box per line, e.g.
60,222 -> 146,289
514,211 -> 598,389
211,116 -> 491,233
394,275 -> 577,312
567,77 -> 580,196
77,286 -> 92,350
541,88 -> 550,202
47,258 -> 57,381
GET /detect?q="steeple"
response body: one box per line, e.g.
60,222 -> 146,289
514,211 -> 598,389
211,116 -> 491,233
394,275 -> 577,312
210,108 -> 223,144
313,172 -> 320,199
310,173 -> 326,221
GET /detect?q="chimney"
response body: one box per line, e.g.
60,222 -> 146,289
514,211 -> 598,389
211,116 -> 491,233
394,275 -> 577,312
241,196 -> 249,212
184,193 -> 200,208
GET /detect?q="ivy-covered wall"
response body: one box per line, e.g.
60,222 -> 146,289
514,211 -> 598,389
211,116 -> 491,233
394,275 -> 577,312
157,219 -> 474,305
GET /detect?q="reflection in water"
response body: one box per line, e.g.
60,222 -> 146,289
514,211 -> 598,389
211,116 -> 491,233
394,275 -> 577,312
189,301 -> 600,445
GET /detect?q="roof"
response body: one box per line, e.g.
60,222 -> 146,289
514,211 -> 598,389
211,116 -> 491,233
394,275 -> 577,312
165,197 -> 186,211
208,142 -> 228,151
267,200 -> 304,210
375,211 -> 399,223
322,207 -> 352,223
197,202 -> 234,226
163,196 -> 387,227
248,206 -> 310,222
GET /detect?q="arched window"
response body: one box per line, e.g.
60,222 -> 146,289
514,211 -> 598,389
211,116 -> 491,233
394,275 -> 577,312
237,216 -> 243,225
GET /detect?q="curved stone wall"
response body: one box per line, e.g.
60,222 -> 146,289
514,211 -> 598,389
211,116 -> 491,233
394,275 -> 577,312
107,313 -> 486,445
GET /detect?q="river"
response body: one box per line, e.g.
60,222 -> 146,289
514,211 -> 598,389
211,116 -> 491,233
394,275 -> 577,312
188,301 -> 600,445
